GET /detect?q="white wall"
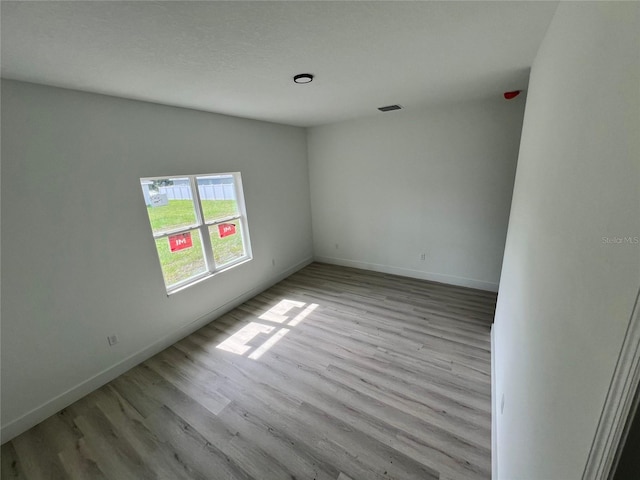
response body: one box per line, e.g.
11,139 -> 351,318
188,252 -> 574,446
494,2 -> 640,478
308,98 -> 525,291
0,80 -> 313,441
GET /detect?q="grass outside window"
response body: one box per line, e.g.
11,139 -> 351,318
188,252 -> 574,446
140,174 -> 251,292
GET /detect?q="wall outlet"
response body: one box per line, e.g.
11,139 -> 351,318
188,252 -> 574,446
335,243 -> 339,250
272,258 -> 276,267
501,393 -> 505,414
420,253 -> 426,261
107,334 -> 119,346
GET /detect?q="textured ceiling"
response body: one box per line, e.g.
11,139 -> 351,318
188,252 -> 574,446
1,1 -> 558,127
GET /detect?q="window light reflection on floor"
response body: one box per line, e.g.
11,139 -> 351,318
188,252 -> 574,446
216,322 -> 274,355
216,299 -> 319,360
258,299 -> 305,323
248,328 -> 290,360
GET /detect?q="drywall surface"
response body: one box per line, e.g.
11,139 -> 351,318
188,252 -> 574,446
308,98 -> 525,291
0,80 -> 313,440
493,2 -> 640,478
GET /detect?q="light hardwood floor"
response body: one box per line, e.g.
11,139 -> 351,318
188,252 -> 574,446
1,263 -> 496,480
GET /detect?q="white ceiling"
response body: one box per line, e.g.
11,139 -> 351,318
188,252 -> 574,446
1,1 -> 558,127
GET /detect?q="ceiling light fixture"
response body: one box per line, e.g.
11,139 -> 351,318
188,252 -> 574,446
293,73 -> 314,84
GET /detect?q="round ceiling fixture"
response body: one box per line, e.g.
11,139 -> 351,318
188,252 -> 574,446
293,73 -> 314,84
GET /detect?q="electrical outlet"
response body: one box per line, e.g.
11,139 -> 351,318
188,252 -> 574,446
420,253 -> 426,261
272,258 -> 276,267
335,243 -> 339,250
107,334 -> 119,346
501,393 -> 505,414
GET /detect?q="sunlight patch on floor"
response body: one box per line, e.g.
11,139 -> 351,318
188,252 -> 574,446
216,299 -> 319,359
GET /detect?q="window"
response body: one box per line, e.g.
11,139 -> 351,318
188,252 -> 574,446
140,172 -> 251,293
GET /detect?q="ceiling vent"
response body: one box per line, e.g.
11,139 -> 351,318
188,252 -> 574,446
378,104 -> 402,112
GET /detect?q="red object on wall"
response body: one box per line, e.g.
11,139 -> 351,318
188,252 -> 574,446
218,223 -> 236,238
168,232 -> 193,252
504,90 -> 521,100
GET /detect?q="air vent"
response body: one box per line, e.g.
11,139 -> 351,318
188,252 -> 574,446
378,104 -> 402,112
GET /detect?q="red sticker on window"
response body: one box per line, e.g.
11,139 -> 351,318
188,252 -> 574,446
168,232 -> 193,252
218,223 -> 236,238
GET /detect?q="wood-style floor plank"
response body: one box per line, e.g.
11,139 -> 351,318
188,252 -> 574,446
2,263 -> 495,479
1,441 -> 26,479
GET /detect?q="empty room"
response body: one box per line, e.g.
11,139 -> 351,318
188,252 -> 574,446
1,1 -> 638,479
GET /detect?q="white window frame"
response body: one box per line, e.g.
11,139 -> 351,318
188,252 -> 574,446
140,172 -> 252,294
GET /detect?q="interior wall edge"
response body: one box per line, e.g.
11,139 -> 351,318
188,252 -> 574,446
492,323 -> 498,480
582,287 -> 640,480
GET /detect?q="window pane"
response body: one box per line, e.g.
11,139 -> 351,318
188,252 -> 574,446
209,222 -> 245,267
197,175 -> 239,223
141,178 -> 198,235
155,229 -> 207,288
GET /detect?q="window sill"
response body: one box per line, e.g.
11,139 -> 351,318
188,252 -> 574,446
166,256 -> 252,296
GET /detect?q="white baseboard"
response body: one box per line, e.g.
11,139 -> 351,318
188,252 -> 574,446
0,256 -> 313,443
314,255 -> 499,292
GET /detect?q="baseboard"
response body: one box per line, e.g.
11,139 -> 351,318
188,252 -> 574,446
491,324 -> 498,480
314,255 -> 499,292
0,256 -> 313,443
